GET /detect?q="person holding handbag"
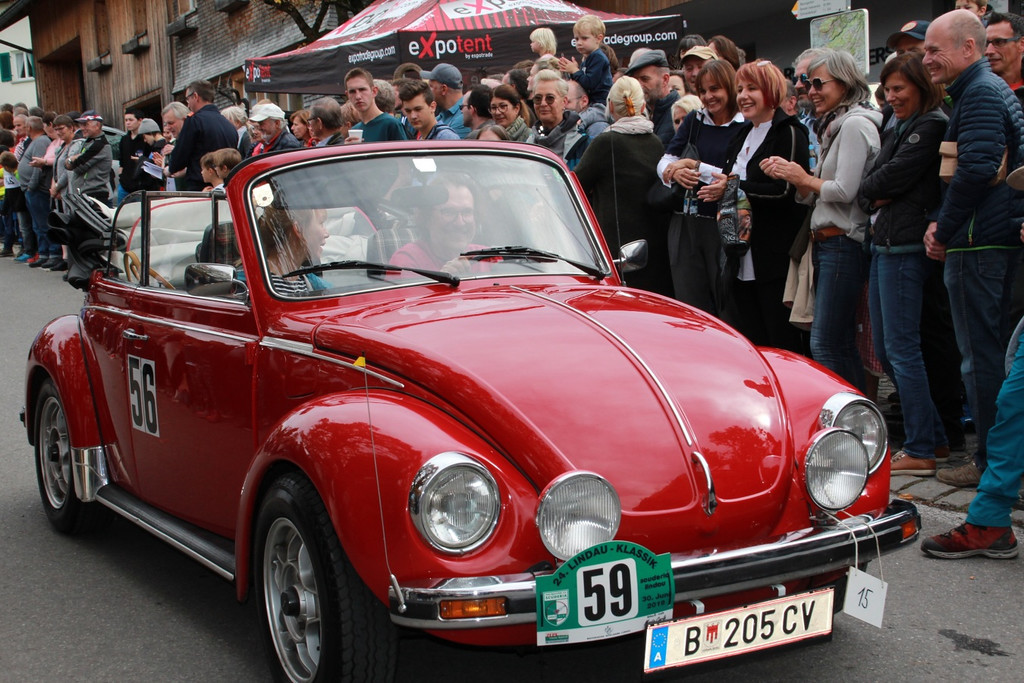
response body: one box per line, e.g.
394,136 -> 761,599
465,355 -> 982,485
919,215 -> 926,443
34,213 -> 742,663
658,59 -> 746,315
716,60 -> 811,353
575,76 -> 673,296
763,49 -> 881,391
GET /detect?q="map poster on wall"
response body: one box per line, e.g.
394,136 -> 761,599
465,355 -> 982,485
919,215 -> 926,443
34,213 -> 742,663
810,9 -> 869,75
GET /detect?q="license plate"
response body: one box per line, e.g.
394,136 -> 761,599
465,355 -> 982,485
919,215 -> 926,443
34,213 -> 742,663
644,588 -> 834,672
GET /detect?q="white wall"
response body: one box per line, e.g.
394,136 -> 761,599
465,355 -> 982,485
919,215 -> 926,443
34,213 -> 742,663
0,14 -> 37,107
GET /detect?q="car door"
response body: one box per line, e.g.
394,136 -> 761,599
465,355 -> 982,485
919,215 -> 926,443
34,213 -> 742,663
119,193 -> 259,537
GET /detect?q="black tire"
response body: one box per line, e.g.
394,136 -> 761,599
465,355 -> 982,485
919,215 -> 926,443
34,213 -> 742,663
34,378 -> 113,534
254,472 -> 397,683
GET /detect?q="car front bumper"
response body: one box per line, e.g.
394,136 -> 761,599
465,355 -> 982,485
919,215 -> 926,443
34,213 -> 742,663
388,498 -> 920,629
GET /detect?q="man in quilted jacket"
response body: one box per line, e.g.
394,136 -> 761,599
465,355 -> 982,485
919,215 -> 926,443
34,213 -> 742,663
923,9 -> 1024,490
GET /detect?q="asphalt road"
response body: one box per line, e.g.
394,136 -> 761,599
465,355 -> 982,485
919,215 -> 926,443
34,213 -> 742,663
1,259 -> 1021,682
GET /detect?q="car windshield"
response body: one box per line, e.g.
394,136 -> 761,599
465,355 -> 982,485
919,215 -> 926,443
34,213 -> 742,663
247,151 -> 606,298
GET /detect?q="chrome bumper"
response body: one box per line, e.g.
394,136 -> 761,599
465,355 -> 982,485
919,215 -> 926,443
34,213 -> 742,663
389,499 -> 920,629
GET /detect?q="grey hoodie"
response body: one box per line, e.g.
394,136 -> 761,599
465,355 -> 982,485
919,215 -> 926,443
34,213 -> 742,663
799,105 -> 882,242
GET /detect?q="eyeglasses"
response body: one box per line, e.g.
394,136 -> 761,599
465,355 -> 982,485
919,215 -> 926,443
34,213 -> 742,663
532,94 -> 558,105
987,36 -> 1022,47
489,102 -> 512,112
799,74 -> 836,91
459,103 -> 472,110
437,207 -> 475,222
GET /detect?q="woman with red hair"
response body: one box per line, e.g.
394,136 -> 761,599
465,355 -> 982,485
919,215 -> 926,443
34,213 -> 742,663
718,59 -> 811,353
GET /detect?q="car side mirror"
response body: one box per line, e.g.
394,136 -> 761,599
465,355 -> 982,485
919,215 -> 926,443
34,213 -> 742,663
185,263 -> 248,302
615,239 -> 648,274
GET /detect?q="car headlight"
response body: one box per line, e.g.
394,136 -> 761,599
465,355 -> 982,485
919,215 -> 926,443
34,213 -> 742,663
803,428 -> 869,511
536,472 -> 620,561
820,392 -> 887,472
409,453 -> 499,554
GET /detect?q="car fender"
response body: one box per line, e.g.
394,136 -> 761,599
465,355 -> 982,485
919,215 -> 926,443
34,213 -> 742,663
235,389 -> 544,602
25,315 -> 110,450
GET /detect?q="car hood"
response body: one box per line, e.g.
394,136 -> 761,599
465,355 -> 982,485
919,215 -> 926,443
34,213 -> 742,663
313,284 -> 795,545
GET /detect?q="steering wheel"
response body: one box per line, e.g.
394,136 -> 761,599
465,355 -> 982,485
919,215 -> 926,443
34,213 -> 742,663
124,251 -> 174,289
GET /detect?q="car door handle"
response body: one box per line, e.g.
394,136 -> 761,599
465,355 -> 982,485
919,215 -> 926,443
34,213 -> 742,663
123,329 -> 149,342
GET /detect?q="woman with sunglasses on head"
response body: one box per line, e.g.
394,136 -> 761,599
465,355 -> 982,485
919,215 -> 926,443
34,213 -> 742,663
717,60 -> 810,354
575,76 -> 674,296
489,84 -> 534,142
858,53 -> 949,476
659,59 -> 747,315
763,48 -> 881,391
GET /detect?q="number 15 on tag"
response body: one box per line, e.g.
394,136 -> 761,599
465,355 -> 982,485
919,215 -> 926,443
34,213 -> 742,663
842,567 -> 887,628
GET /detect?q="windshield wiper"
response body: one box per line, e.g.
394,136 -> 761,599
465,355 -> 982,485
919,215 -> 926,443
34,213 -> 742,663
283,260 -> 459,287
460,246 -> 609,279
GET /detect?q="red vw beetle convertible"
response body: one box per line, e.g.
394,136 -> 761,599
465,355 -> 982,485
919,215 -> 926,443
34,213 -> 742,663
25,142 -> 919,681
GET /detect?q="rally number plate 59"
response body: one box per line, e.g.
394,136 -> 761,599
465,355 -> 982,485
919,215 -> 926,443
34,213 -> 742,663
644,588 -> 834,672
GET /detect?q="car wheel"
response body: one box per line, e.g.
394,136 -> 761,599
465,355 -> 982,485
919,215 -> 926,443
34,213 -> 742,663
255,472 -> 397,683
34,379 -> 112,534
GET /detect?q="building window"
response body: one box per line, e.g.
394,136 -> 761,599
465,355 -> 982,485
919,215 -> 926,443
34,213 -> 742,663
0,51 -> 33,82
12,52 -> 33,81
167,0 -> 195,18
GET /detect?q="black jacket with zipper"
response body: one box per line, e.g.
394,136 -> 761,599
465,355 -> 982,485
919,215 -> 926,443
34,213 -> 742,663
859,108 -> 947,249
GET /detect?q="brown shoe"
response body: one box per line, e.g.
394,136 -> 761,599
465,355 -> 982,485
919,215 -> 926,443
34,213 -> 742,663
891,450 -> 936,476
936,462 -> 982,488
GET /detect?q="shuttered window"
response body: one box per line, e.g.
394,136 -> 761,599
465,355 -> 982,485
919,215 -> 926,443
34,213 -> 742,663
0,53 -> 11,82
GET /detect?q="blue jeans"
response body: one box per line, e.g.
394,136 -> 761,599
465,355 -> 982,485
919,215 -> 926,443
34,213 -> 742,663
811,235 -> 869,391
16,208 -> 35,255
966,333 -> 1024,527
25,189 -> 55,257
868,248 -> 946,458
944,248 -> 1018,468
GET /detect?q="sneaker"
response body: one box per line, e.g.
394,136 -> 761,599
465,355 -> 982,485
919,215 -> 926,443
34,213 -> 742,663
0,248 -> 13,257
921,523 -> 1018,559
934,445 -> 951,463
47,259 -> 68,272
891,450 -> 935,476
29,255 -> 48,268
14,252 -> 32,263
37,257 -> 60,269
937,462 -> 982,487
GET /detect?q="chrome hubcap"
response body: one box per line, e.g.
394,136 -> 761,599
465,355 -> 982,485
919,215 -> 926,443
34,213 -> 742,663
263,518 -> 321,682
38,396 -> 71,509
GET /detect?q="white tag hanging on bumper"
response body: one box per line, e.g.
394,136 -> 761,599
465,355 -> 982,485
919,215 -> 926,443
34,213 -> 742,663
842,567 -> 887,628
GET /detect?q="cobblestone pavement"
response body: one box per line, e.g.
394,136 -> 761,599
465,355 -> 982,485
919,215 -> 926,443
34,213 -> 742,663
876,377 -> 1024,528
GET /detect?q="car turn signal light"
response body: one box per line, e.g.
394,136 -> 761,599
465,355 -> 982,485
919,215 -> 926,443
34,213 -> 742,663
439,597 -> 508,619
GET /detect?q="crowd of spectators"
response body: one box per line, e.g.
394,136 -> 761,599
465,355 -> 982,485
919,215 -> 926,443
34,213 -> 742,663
3,7 -> 1024,558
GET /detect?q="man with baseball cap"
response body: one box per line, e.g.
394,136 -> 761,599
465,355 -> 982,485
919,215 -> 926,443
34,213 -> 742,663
887,20 -> 930,56
167,79 -> 238,191
626,48 -> 679,145
421,63 -> 471,138
249,103 -> 301,154
680,45 -> 716,93
64,110 -> 113,207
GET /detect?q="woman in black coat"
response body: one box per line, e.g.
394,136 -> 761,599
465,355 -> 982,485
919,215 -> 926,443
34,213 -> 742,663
859,53 -> 949,477
575,76 -> 673,296
717,60 -> 810,353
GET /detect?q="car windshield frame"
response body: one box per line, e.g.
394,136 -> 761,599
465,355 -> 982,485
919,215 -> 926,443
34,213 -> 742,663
242,147 -> 610,300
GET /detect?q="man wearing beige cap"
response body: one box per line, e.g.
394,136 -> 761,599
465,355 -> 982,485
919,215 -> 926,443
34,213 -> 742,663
680,45 -> 716,93
249,103 -> 301,154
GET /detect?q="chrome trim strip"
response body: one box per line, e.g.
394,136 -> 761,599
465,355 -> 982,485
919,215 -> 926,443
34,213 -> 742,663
509,286 -> 693,446
388,499 -> 920,630
83,305 -> 255,344
95,487 -> 235,581
70,445 -> 111,502
260,336 -> 404,388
